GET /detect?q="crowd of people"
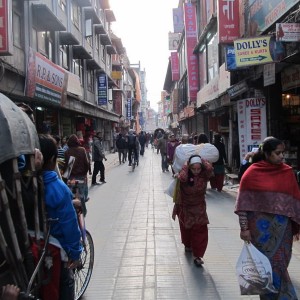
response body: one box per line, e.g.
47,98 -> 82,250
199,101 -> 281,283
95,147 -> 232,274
2,98 -> 300,300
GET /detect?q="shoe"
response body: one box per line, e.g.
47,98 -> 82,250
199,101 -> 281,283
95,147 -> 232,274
185,246 -> 192,252
166,169 -> 169,172
91,182 -> 100,186
128,163 -> 132,166
100,180 -> 106,183
194,257 -> 204,267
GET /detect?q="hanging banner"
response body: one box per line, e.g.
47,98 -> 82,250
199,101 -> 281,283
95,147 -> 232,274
218,0 -> 240,43
237,98 -> 267,162
97,73 -> 108,106
184,3 -> 199,102
171,52 -> 180,81
173,7 -> 184,33
0,0 -> 13,55
126,98 -> 132,120
169,32 -> 181,50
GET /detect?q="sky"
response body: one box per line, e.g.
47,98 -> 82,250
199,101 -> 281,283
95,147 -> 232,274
109,0 -> 179,111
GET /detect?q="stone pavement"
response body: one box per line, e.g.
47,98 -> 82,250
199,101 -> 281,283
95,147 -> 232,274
83,148 -> 300,300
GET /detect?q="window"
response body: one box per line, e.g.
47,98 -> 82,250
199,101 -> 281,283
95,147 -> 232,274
207,32 -> 218,82
199,46 -> 207,89
32,28 -> 38,51
37,32 -> 46,55
87,69 -> 94,92
72,2 -> 81,30
60,45 -> 69,69
13,12 -> 22,48
73,59 -> 83,84
58,0 -> 67,12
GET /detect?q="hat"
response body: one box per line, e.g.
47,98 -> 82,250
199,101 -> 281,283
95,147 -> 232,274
190,156 -> 202,165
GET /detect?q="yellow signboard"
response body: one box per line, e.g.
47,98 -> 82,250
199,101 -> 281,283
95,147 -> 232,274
234,36 -> 274,67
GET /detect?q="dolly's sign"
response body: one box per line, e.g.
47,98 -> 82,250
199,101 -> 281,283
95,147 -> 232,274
234,36 -> 274,67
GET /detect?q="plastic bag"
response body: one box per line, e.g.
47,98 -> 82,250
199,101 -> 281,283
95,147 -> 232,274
198,143 -> 219,163
172,143 -> 219,174
236,242 -> 277,295
165,178 -> 177,198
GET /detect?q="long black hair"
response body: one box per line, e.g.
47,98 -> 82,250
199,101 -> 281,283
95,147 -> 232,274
252,137 -> 284,162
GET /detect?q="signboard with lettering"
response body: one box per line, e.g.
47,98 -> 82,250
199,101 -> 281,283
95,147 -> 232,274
169,32 -> 181,51
237,98 -> 267,162
0,0 -> 13,55
171,52 -> 180,81
281,65 -> 300,91
173,7 -> 184,33
276,23 -> 300,42
126,98 -> 132,120
97,73 -> 108,106
234,36 -> 275,67
25,48 -> 67,105
248,0 -> 298,35
225,45 -> 237,71
218,0 -> 240,43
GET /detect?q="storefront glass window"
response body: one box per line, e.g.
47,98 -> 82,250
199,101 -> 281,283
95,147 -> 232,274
207,32 -> 218,82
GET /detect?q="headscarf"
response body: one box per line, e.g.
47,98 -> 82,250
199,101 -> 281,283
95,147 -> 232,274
67,134 -> 81,147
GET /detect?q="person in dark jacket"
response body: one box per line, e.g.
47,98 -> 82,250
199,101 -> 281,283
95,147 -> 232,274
116,133 -> 127,164
138,131 -> 147,156
210,134 -> 227,192
92,132 -> 107,184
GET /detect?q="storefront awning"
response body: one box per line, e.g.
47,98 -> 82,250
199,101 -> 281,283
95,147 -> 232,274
106,45 -> 117,55
59,32 -> 80,45
100,33 -> 112,46
94,24 -> 106,35
32,4 -> 66,32
84,7 -> 101,24
72,45 -> 92,59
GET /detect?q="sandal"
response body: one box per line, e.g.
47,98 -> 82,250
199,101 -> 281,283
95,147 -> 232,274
194,257 -> 204,267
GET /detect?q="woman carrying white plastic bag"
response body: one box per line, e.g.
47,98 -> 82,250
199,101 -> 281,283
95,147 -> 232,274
236,242 -> 277,295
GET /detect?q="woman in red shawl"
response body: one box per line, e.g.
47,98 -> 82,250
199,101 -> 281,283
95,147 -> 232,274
235,137 -> 300,299
172,155 -> 213,267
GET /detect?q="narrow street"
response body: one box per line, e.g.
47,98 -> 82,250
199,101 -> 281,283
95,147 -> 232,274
83,148 -> 300,300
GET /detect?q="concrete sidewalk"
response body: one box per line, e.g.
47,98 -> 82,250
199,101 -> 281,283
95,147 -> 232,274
83,148 -> 300,300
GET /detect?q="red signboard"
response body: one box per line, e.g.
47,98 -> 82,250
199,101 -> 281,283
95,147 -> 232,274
170,52 -> 180,81
184,3 -> 199,103
218,0 -> 240,43
0,0 -> 12,55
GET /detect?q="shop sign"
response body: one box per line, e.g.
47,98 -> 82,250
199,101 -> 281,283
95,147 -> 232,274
234,36 -> 274,67
218,0 -> 240,43
0,0 -> 13,55
184,3 -> 199,102
248,0 -> 299,35
281,65 -> 300,91
66,71 -> 82,98
126,98 -> 132,120
169,32 -> 181,51
97,73 -> 108,106
227,80 -> 248,98
263,63 -> 275,86
173,7 -> 184,33
25,48 -> 67,105
276,23 -> 300,42
237,97 -> 267,162
225,45 -> 237,71
171,52 -> 180,81
111,71 -> 122,80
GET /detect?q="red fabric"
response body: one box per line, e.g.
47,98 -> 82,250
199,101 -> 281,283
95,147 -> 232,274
210,174 -> 224,191
235,160 -> 300,230
31,239 -> 61,300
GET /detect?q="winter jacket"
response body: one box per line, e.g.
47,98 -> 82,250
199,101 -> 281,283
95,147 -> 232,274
42,170 -> 82,261
92,137 -> 106,161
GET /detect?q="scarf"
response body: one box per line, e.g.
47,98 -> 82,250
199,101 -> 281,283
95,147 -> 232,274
235,160 -> 300,227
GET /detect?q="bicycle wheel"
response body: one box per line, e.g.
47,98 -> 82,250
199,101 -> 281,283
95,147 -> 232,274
74,230 -> 94,300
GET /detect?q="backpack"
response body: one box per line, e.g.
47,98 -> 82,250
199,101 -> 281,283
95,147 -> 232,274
127,135 -> 136,147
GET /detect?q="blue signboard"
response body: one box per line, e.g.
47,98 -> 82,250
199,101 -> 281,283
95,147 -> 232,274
126,98 -> 132,120
225,46 -> 237,71
98,73 -> 108,105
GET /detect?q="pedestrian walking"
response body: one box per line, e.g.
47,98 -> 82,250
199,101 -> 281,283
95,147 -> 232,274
138,131 -> 147,156
209,134 -> 227,192
91,132 -> 107,185
116,133 -> 127,164
172,154 -> 213,266
157,133 -> 169,172
235,137 -> 300,299
167,133 -> 180,176
127,130 -> 138,166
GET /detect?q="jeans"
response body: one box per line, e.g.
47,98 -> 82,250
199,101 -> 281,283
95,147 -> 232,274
118,149 -> 126,163
59,264 -> 75,300
161,153 -> 168,171
128,147 -> 138,164
92,160 -> 105,183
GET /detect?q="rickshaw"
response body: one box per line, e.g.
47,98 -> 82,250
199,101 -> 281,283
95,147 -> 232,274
0,94 -> 93,299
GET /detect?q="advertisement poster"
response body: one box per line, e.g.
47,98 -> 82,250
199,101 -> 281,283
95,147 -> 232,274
126,98 -> 132,120
237,98 -> 267,162
225,45 -> 237,71
173,7 -> 184,33
276,23 -> 300,41
171,52 -> 180,81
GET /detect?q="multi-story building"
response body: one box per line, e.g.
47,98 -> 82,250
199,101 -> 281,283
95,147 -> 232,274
164,0 -> 300,173
0,0 -> 145,151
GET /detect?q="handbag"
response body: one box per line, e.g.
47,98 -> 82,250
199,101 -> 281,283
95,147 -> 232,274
236,242 -> 277,295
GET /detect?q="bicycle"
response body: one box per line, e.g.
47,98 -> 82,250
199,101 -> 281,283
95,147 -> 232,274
67,179 -> 94,300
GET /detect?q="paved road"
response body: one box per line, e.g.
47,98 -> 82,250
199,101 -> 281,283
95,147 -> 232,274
82,148 -> 300,300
